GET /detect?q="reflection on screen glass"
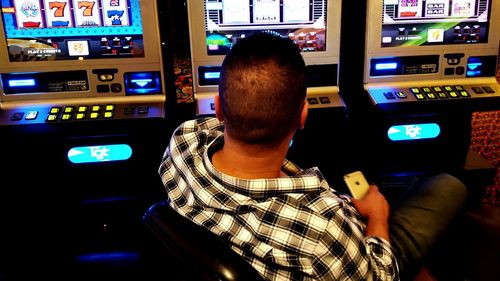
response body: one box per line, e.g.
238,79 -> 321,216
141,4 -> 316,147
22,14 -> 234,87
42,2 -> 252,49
0,0 -> 145,61
204,0 -> 328,55
381,0 -> 491,47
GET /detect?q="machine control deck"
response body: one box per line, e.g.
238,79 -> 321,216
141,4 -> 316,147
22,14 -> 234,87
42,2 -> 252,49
367,79 -> 500,110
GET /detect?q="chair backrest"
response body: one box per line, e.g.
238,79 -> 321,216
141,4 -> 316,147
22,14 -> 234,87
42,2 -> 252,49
143,201 -> 265,281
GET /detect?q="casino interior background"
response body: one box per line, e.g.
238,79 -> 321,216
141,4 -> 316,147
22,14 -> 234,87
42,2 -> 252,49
0,0 -> 499,280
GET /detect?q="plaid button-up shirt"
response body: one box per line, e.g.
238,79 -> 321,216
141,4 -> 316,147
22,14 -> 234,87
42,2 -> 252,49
159,117 -> 399,280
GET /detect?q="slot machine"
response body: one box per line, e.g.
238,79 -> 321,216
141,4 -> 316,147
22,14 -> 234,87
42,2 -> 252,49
0,0 -> 173,278
341,0 -> 500,175
186,0 -> 350,183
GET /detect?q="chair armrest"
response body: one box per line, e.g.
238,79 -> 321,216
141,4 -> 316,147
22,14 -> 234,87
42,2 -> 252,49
143,202 -> 265,281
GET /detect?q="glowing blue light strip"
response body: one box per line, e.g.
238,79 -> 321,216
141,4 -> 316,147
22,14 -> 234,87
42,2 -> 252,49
77,251 -> 140,263
467,70 -> 481,77
204,72 -> 221,79
375,63 -> 398,70
8,79 -> 36,87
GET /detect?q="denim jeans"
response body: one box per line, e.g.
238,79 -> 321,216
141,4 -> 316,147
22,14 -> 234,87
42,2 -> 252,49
381,173 -> 468,281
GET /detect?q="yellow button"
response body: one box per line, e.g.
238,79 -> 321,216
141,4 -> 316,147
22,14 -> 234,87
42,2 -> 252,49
105,104 -> 115,111
449,92 -> 458,97
64,107 -> 74,113
104,111 -> 113,118
78,106 -> 88,112
61,114 -> 71,120
47,114 -> 58,121
76,113 -> 85,120
92,105 -> 101,112
90,112 -> 100,119
50,107 -> 60,114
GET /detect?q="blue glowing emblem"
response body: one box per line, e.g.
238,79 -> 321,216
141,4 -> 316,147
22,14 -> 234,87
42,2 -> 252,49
67,144 -> 132,164
387,123 -> 440,141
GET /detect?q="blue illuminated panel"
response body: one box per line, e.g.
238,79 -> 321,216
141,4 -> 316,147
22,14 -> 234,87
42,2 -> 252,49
370,55 -> 439,77
1,71 -> 88,94
466,56 -> 498,77
198,66 -> 221,86
387,123 -> 441,141
67,144 -> 132,164
124,72 -> 161,95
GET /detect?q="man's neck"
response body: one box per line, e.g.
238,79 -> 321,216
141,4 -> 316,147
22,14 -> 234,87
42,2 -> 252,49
211,136 -> 290,179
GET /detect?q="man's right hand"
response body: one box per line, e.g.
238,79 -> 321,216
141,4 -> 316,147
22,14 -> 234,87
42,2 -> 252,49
351,185 -> 390,242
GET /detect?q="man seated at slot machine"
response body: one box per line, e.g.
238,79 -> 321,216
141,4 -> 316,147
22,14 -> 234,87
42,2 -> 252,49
158,32 -> 467,281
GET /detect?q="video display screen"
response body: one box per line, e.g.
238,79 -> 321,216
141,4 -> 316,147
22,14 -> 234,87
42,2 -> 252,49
381,0 -> 491,47
203,0 -> 328,55
0,0 -> 145,61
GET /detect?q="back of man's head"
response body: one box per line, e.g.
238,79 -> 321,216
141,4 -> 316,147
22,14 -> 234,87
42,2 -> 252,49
219,32 -> 307,146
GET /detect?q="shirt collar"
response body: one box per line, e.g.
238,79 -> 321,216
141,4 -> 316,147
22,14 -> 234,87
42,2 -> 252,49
203,135 -> 327,200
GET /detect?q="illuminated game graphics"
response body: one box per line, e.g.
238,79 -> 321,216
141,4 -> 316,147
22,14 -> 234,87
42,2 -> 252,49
204,0 -> 328,55
0,0 -> 144,60
381,0 -> 491,47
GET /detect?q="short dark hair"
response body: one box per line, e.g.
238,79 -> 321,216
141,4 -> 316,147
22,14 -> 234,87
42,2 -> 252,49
219,32 -> 307,145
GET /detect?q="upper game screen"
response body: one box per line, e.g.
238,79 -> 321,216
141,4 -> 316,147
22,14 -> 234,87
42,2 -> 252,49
0,0 -> 145,61
203,0 -> 328,55
381,0 -> 491,47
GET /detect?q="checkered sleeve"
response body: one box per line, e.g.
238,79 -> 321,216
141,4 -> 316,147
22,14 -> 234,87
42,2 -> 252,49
310,206 -> 398,280
365,236 -> 399,280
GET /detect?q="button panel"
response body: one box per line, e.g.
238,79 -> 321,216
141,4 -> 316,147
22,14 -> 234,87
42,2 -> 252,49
368,83 -> 500,108
3,102 -> 162,125
379,84 -> 496,102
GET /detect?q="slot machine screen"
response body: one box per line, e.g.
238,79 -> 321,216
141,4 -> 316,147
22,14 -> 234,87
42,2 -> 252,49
381,0 -> 492,48
203,0 -> 328,55
189,0 -> 342,95
0,0 -> 145,61
0,0 -> 166,126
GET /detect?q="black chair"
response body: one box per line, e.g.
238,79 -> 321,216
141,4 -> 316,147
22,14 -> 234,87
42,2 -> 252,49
143,201 -> 265,281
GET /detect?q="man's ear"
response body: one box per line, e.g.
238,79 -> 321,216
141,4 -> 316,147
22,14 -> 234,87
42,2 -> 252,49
214,95 -> 224,121
299,101 -> 308,129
